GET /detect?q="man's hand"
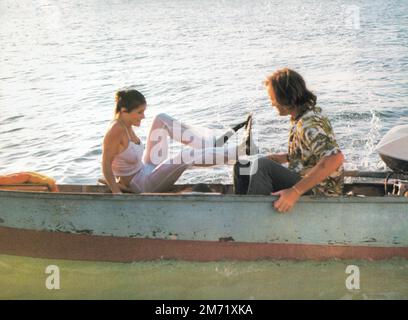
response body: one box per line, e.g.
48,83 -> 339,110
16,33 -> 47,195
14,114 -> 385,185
271,187 -> 301,213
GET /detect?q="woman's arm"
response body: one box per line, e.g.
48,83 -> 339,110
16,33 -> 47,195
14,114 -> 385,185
272,151 -> 345,212
266,153 -> 288,164
102,126 -> 123,194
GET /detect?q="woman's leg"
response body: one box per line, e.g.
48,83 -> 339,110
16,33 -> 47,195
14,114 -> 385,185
141,145 -> 238,192
143,113 -> 250,165
139,113 -> 253,192
143,113 -> 218,165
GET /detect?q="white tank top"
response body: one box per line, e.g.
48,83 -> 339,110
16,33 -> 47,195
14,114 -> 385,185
111,121 -> 144,177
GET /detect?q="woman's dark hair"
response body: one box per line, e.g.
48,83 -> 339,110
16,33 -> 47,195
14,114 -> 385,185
114,89 -> 146,116
265,68 -> 317,117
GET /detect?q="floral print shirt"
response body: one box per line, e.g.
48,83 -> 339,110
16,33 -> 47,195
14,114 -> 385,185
288,106 -> 344,196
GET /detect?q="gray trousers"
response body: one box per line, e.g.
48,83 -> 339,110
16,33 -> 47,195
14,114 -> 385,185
233,156 -> 311,195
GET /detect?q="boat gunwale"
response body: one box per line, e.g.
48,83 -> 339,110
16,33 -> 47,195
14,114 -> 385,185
1,188 -> 408,204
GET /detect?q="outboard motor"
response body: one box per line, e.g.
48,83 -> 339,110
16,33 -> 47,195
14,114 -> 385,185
376,124 -> 408,174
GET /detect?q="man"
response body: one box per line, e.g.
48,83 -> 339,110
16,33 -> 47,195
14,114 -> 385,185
234,68 -> 345,213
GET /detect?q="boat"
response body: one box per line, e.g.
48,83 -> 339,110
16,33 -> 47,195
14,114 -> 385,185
0,170 -> 407,263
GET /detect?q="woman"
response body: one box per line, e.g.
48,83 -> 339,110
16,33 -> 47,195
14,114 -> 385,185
234,68 -> 345,213
102,89 -> 253,194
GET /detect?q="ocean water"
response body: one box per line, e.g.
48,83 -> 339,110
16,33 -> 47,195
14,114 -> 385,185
1,0 -> 407,299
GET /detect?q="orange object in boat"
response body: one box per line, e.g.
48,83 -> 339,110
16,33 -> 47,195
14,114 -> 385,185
0,172 -> 59,192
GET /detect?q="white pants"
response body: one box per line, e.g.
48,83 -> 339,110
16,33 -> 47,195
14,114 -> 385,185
129,113 -> 238,193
